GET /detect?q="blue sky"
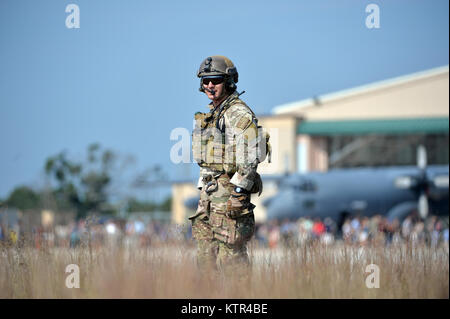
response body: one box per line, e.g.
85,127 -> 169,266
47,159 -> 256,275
0,0 -> 448,200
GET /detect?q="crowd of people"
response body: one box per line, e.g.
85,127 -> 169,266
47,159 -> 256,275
1,212 -> 448,249
33,218 -> 189,249
255,213 -> 449,248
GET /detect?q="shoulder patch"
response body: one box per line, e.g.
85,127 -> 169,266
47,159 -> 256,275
236,117 -> 252,130
223,98 -> 256,130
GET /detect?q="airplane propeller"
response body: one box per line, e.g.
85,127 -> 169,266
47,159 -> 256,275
417,145 -> 429,219
414,145 -> 449,219
418,193 -> 429,219
392,145 -> 449,220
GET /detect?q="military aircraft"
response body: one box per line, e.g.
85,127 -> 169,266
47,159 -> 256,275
184,146 -> 449,223
262,164 -> 448,222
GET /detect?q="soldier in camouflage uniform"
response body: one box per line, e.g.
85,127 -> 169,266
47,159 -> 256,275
189,56 -> 268,275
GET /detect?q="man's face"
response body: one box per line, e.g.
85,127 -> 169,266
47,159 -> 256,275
202,76 -> 226,101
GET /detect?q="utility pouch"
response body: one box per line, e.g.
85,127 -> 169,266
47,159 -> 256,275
256,126 -> 272,164
190,214 -> 212,241
188,194 -> 212,240
210,212 -> 255,245
192,112 -> 207,166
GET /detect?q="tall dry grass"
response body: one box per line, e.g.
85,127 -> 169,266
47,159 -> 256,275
0,240 -> 448,298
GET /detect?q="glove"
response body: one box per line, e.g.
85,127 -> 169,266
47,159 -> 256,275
226,188 -> 250,219
249,173 -> 263,196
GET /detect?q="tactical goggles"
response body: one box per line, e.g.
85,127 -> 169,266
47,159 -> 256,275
202,76 -> 225,85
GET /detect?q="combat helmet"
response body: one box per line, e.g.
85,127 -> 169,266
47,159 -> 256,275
197,55 -> 238,92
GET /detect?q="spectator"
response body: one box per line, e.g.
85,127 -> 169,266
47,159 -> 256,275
255,223 -> 269,247
358,217 -> 370,246
402,215 -> 413,240
268,220 -> 280,249
350,217 -> 361,243
342,219 -> 352,244
312,218 -> 326,239
324,217 -> 336,234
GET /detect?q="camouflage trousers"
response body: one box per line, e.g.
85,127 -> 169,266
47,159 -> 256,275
189,174 -> 255,276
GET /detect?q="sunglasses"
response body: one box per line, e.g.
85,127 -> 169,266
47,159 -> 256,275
202,76 -> 225,85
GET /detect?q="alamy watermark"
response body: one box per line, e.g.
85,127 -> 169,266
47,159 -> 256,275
65,264 -> 80,288
65,4 -> 80,29
366,4 -> 380,29
365,264 -> 380,288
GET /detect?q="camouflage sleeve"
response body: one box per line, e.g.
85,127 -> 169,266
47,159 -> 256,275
198,167 -> 221,189
196,176 -> 203,189
197,167 -> 209,189
225,105 -> 259,191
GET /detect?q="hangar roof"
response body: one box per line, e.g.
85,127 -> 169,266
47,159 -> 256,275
273,65 -> 449,121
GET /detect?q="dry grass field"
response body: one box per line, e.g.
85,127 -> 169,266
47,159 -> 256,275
0,241 -> 448,299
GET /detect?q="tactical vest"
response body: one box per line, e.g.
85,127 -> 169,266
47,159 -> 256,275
192,92 -> 271,174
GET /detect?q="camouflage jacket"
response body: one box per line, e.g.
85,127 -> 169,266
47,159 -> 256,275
195,92 -> 259,191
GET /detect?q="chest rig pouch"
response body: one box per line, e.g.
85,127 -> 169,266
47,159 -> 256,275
192,96 -> 240,174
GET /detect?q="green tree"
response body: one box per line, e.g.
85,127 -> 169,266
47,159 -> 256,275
159,196 -> 172,211
44,143 -> 168,219
127,198 -> 157,212
126,196 -> 172,213
45,151 -> 82,213
45,143 -> 120,219
6,186 -> 40,210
